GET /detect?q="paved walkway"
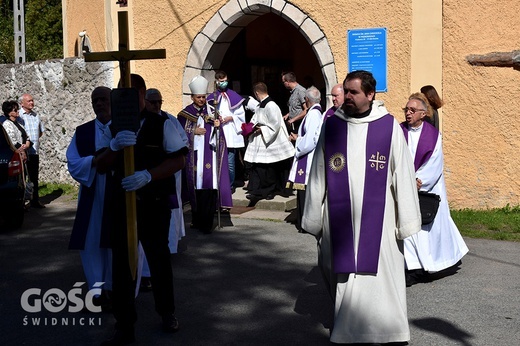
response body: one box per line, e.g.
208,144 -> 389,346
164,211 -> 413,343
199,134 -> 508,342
0,194 -> 518,345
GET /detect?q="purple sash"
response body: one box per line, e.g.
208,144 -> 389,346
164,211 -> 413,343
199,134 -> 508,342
400,122 -> 439,171
325,114 -> 394,274
294,105 -> 322,185
323,106 -> 336,120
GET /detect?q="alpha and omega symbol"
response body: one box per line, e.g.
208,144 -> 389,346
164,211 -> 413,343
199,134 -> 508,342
297,168 -> 304,176
328,153 -> 346,173
369,152 -> 387,171
205,163 -> 211,169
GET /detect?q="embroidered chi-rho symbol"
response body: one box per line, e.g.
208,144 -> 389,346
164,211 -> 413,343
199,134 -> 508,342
369,152 -> 387,171
328,152 -> 346,173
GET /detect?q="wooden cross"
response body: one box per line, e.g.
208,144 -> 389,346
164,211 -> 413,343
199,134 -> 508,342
84,11 -> 166,280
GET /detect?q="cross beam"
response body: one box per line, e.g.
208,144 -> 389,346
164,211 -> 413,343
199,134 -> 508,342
83,11 -> 166,280
466,50 -> 520,68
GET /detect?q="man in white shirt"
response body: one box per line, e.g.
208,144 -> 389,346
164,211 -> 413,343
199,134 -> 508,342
18,93 -> 45,208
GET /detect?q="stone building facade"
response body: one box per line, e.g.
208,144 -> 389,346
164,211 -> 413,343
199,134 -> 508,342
1,0 -> 518,209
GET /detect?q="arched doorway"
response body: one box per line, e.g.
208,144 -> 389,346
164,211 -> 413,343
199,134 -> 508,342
219,13 -> 325,114
183,1 -> 336,111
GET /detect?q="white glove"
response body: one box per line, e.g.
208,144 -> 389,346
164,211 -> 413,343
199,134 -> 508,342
121,170 -> 152,191
110,130 -> 137,151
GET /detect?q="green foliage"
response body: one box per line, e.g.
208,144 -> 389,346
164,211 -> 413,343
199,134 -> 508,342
39,182 -> 78,199
451,205 -> 520,242
25,0 -> 63,61
0,0 -> 63,63
0,0 -> 15,63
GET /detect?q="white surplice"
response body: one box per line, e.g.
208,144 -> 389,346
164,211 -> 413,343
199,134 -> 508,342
165,111 -> 188,254
287,104 -> 323,186
66,119 -> 113,290
244,97 -> 295,164
403,124 -> 469,272
302,101 -> 421,344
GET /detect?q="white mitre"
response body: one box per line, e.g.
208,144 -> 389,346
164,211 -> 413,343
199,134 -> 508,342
189,76 -> 209,95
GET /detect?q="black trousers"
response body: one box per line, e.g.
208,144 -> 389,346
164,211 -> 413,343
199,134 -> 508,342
192,189 -> 217,232
247,158 -> 292,198
296,189 -> 306,232
27,154 -> 40,202
111,195 -> 174,331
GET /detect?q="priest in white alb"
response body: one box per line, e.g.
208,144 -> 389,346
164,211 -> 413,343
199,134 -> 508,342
400,92 -> 468,284
67,86 -> 114,298
287,86 -> 323,232
302,71 -> 422,344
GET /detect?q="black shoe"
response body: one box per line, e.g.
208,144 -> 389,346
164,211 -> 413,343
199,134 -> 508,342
139,277 -> 152,292
31,201 -> 45,209
405,269 -> 425,287
246,194 -> 261,201
265,194 -> 275,200
162,314 -> 180,333
100,329 -> 135,346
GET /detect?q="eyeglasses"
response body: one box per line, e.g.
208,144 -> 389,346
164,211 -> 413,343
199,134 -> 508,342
146,100 -> 163,105
402,107 -> 426,114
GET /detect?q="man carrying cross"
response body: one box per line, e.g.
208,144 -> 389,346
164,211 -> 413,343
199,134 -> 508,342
96,74 -> 188,345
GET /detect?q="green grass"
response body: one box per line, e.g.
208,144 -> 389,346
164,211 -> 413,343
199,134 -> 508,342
451,204 -> 520,242
36,183 -> 520,242
39,182 -> 79,199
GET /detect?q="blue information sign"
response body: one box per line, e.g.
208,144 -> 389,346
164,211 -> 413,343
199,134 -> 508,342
347,28 -> 387,92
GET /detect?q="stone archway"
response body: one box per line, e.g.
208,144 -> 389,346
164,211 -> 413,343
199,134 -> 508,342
182,0 -> 336,106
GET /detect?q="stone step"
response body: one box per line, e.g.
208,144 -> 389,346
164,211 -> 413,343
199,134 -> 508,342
232,186 -> 296,212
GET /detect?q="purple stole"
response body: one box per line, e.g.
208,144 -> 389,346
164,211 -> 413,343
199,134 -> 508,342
325,114 -> 394,274
400,121 -> 439,172
207,89 -> 244,110
294,105 -> 322,185
182,104 -> 232,208
323,106 -> 336,120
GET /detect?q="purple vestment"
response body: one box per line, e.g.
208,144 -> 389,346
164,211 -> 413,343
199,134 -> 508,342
400,121 -> 439,172
324,113 -> 394,274
180,104 -> 233,208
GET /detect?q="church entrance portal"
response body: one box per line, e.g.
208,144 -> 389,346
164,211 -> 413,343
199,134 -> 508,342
183,2 -> 336,111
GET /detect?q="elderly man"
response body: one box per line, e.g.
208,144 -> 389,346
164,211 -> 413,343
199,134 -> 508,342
302,70 -> 421,344
66,86 -> 114,309
287,86 -> 323,232
323,83 -> 344,120
177,75 -> 232,233
18,93 -> 45,208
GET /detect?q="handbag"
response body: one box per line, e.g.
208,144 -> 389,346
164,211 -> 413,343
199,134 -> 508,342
418,191 -> 440,225
23,162 -> 33,201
